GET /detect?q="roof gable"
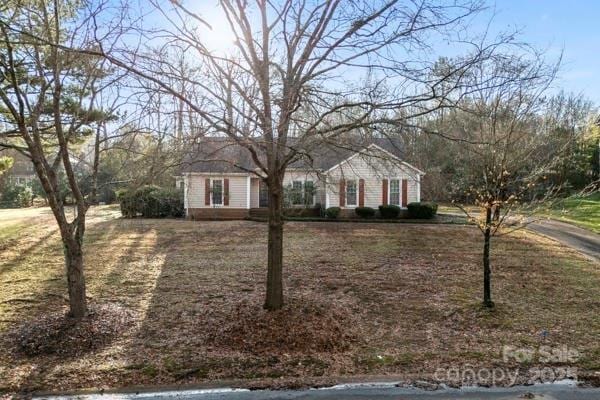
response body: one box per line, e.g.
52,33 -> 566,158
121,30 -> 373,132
325,143 -> 425,176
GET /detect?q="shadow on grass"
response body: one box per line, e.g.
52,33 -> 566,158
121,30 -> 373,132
1,217 -> 599,393
0,216 -> 152,392
104,220 -> 600,388
0,227 -> 60,276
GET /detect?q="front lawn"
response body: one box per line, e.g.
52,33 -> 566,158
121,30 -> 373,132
0,206 -> 598,393
545,193 -> 600,233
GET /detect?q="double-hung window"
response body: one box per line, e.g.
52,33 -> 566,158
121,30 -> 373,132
289,180 -> 315,206
346,180 -> 357,206
291,181 -> 304,205
212,179 -> 223,206
389,179 -> 400,206
303,181 -> 315,206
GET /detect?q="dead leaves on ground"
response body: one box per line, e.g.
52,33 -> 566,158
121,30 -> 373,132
204,296 -> 360,354
0,209 -> 598,393
7,302 -> 134,358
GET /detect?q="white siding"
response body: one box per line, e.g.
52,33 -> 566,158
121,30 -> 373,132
184,174 -> 249,208
325,151 -> 421,209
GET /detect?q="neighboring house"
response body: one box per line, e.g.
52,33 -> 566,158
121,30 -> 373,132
0,149 -> 36,186
178,138 -> 425,219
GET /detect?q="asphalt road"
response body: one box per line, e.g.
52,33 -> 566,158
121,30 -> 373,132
527,219 -> 600,261
37,383 -> 600,400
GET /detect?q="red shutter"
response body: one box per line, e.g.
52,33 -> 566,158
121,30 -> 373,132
205,178 -> 211,205
382,179 -> 388,205
339,179 -> 345,207
223,178 -> 229,206
358,179 -> 365,207
402,179 -> 408,207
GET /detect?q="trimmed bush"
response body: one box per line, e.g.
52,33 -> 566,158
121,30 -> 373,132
355,206 -> 376,219
0,182 -> 33,208
378,204 -> 400,219
325,206 -> 341,219
407,202 -> 438,219
143,188 -> 184,218
117,185 -> 183,218
116,188 -> 135,218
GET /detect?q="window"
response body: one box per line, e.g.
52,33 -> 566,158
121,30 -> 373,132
212,179 -> 223,205
303,181 -> 315,206
259,180 -> 269,207
390,179 -> 400,205
288,180 -> 315,206
346,180 -> 357,206
291,181 -> 303,205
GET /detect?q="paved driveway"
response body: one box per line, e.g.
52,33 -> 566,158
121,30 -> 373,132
439,211 -> 599,262
527,219 -> 600,261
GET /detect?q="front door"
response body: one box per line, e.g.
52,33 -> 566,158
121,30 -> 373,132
259,181 -> 269,207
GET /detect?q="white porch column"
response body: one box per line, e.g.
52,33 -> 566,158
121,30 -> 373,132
184,174 -> 189,211
325,177 -> 330,209
246,176 -> 251,209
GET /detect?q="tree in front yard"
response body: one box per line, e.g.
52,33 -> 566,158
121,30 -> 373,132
0,0 -> 118,318
443,51 -> 564,308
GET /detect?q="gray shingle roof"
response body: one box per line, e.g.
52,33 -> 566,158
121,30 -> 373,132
180,138 -> 256,173
179,136 -> 404,174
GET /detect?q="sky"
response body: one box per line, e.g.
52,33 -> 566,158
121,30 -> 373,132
163,1 -> 600,105
488,0 -> 599,104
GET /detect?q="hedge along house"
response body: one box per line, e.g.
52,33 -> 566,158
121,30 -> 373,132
177,137 -> 425,220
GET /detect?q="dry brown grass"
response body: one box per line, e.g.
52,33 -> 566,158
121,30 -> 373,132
0,206 -> 598,393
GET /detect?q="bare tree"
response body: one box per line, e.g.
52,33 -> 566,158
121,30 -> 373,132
86,78 -> 126,204
444,51 -> 562,308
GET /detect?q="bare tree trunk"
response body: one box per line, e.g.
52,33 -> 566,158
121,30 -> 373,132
483,207 -> 494,308
595,137 -> 600,180
90,123 -> 101,205
492,204 -> 500,223
264,175 -> 284,311
64,237 -> 87,318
